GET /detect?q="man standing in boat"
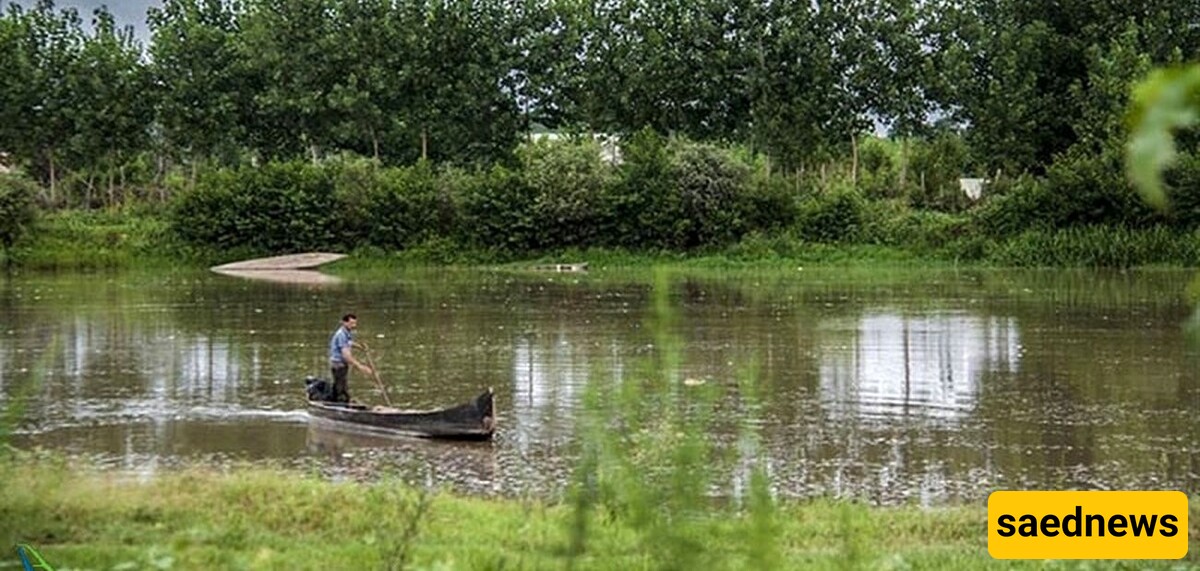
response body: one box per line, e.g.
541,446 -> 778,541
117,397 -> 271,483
329,313 -> 372,402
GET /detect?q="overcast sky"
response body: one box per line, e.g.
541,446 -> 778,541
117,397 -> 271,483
5,0 -> 161,42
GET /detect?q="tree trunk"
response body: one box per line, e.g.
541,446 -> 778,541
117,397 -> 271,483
899,139 -> 908,199
372,128 -> 380,162
48,150 -> 57,205
850,134 -> 858,188
421,128 -> 428,161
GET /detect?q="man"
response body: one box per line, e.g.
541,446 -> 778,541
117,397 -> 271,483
329,313 -> 372,402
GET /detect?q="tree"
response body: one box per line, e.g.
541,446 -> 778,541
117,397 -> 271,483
930,0 -> 1200,176
149,0 -> 248,173
68,6 -> 152,206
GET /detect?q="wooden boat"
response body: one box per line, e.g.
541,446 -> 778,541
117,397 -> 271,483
307,388 -> 496,441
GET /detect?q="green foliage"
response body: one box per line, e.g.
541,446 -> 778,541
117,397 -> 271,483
1162,153 -> 1200,228
668,140 -> 753,249
1127,66 -> 1200,209
1042,146 -> 1159,228
907,132 -> 974,211
0,1 -> 149,205
0,174 -> 38,255
971,176 -> 1056,237
171,161 -> 339,255
795,187 -> 869,244
932,0 -> 1196,176
148,0 -> 247,164
741,167 -> 800,236
988,226 -> 1200,268
456,164 -> 537,255
518,138 -> 616,249
610,128 -> 682,250
361,162 -> 458,251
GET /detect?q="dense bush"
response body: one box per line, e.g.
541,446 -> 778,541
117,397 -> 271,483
610,129 -> 682,250
970,176 -> 1056,237
172,161 -> 339,255
668,140 -> 752,249
364,162 -> 459,250
157,133 -> 1200,268
0,174 -> 39,255
1162,153 -> 1200,229
455,165 -> 537,254
518,138 -> 616,249
907,133 -> 973,212
794,186 -> 869,243
1041,147 -> 1158,228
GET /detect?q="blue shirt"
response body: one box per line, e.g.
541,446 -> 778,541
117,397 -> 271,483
329,326 -> 353,366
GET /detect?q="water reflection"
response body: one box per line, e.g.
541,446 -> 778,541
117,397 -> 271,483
819,311 -> 1021,422
212,269 -> 343,286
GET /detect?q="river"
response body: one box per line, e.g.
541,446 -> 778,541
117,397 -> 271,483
2,267 -> 1197,505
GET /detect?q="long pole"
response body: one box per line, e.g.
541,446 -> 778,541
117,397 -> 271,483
358,342 -> 393,407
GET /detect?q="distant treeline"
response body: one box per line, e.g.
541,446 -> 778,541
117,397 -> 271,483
2,0 -> 1200,267
2,1 -> 1199,191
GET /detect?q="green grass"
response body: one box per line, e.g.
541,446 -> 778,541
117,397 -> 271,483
4,209 -> 191,270
5,456 -> 1195,570
6,208 -> 1200,272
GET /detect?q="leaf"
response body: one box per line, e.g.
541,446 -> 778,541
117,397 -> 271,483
1125,66 -> 1200,210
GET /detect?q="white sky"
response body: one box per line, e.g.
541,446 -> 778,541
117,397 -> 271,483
4,0 -> 160,42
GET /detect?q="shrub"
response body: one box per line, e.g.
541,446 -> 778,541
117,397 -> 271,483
0,174 -> 39,256
1042,146 -> 1157,228
907,132 -> 972,212
456,164 -> 538,254
742,167 -> 799,235
667,140 -> 752,249
794,186 -> 868,243
970,175 -> 1056,237
517,138 -> 616,249
171,161 -> 339,255
611,128 -> 683,250
361,162 -> 459,250
1163,152 -> 1200,229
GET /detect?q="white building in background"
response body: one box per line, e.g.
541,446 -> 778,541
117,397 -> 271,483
959,178 -> 988,201
527,132 -> 623,165
819,311 -> 1021,422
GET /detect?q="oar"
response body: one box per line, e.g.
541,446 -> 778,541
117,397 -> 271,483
357,341 -> 394,407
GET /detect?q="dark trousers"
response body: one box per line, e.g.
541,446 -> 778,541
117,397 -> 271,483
331,364 -> 350,402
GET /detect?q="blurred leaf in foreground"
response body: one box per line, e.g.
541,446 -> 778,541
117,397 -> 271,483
1126,66 -> 1200,210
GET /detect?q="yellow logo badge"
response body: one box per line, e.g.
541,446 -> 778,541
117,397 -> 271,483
988,491 -> 1188,559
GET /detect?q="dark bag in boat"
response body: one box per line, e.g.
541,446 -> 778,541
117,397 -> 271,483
305,376 -> 337,402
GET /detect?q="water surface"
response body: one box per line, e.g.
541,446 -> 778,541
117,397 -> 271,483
2,267 -> 1197,504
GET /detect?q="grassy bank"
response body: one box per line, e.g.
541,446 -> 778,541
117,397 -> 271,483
2,209 -> 187,270
3,456 -> 1194,570
5,207 -> 1200,271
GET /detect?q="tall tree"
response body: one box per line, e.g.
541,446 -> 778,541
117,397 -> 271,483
69,6 -> 152,205
149,0 -> 248,172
